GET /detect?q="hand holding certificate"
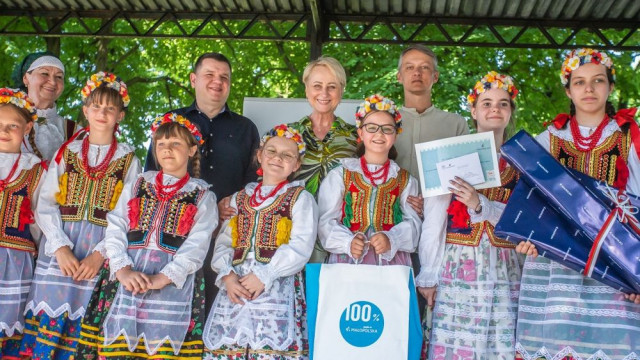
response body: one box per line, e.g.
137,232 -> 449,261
415,132 -> 501,197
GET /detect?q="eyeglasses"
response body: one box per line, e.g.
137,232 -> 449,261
263,148 -> 298,163
360,123 -> 397,135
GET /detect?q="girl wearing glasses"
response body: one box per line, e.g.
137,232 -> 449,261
317,94 -> 421,266
202,124 -> 317,359
418,72 -> 522,359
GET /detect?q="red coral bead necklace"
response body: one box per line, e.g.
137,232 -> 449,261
0,153 -> 21,191
250,180 -> 288,207
360,156 -> 390,185
155,170 -> 190,201
81,135 -> 118,180
569,114 -> 609,152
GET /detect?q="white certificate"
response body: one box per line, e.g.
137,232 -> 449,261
415,132 -> 501,197
436,152 -> 485,189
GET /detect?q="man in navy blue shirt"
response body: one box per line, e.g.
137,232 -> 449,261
145,52 -> 259,314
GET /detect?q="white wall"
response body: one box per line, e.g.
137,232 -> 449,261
242,97 -> 361,136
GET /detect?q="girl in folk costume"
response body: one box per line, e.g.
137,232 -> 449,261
203,124 -> 317,360
75,113 -> 217,359
0,88 -> 47,359
20,72 -> 140,359
515,49 -> 640,360
317,94 -> 421,266
417,72 -> 523,360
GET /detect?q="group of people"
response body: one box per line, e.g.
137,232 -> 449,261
0,44 -> 638,360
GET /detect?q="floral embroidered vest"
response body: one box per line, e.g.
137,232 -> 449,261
341,168 -> 409,233
231,186 -> 304,265
0,164 -> 45,253
549,130 -> 630,186
445,166 -> 519,248
57,149 -> 135,227
127,177 -> 206,255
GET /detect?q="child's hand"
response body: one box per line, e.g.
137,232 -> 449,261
516,240 -> 538,257
624,293 -> 640,304
147,273 -> 172,290
417,286 -> 437,309
73,251 -> 105,281
55,246 -> 80,277
222,272 -> 251,305
407,194 -> 424,218
116,266 -> 151,295
240,273 -> 265,300
370,233 -> 391,255
350,233 -> 366,259
449,176 -> 480,211
218,196 -> 237,221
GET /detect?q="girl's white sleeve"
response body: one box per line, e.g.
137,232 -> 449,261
160,191 -> 218,289
378,175 -> 421,261
415,193 -> 451,287
468,193 -> 507,226
211,193 -> 239,288
253,191 -> 318,292
36,153 -> 72,256
104,173 -> 141,279
317,167 -> 359,260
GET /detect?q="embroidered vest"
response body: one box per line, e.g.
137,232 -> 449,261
232,186 -> 304,265
0,164 -> 45,253
445,166 -> 519,248
341,168 -> 409,233
58,149 -> 135,227
549,130 -> 630,185
127,178 -> 206,255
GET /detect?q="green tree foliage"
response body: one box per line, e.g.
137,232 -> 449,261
1,25 -> 638,162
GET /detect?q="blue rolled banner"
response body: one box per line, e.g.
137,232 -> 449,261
494,130 -> 640,293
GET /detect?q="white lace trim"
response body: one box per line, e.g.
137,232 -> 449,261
436,305 -> 516,320
108,255 -> 134,281
516,343 -> 640,360
24,300 -> 86,320
520,283 -> 619,294
208,328 -> 295,353
432,328 -> 514,343
524,261 -> 552,271
92,241 -> 107,258
340,157 -> 401,181
160,267 -> 186,289
416,269 -> 438,288
105,328 -> 184,356
0,321 -> 24,337
439,286 -> 520,298
547,121 -> 620,144
214,267 -> 234,288
44,236 -> 74,257
519,304 -> 640,320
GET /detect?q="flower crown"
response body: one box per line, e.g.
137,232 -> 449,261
81,71 -> 130,108
260,124 -> 306,156
355,94 -> 403,134
467,71 -> 518,105
150,113 -> 204,145
0,88 -> 38,122
560,48 -> 615,86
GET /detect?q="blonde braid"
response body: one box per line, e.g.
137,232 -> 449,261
28,128 -> 43,159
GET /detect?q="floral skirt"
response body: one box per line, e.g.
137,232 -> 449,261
426,237 -> 524,360
20,309 -> 82,360
516,256 -> 640,360
1,332 -> 22,360
203,264 -> 308,360
76,260 -> 206,359
1,247 -> 34,359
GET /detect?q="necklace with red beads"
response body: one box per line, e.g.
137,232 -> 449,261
569,114 -> 609,152
0,153 -> 21,191
155,170 -> 190,201
360,156 -> 390,185
81,135 -> 118,180
249,180 -> 288,207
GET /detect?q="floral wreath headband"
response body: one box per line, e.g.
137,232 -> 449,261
151,112 -> 205,145
467,71 -> 518,105
260,124 -> 306,156
81,71 -> 130,108
355,94 -> 403,134
0,88 -> 38,122
560,48 -> 615,86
